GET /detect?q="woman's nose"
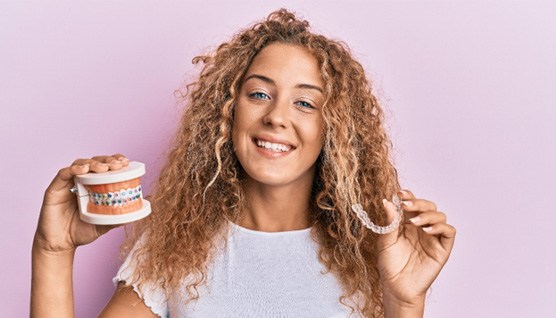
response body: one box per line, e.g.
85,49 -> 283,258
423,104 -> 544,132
262,99 -> 289,128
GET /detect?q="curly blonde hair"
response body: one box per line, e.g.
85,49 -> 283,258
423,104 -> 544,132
123,8 -> 400,317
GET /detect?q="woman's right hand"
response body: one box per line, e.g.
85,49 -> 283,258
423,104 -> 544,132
33,154 -> 130,254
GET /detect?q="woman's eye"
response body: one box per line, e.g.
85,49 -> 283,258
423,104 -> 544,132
296,100 -> 314,109
250,92 -> 270,100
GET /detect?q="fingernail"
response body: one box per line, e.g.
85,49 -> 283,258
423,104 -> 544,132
422,226 -> 433,232
120,157 -> 129,162
402,201 -> 413,207
400,190 -> 408,196
99,163 -> 109,167
382,198 -> 388,206
410,216 -> 421,224
78,164 -> 89,169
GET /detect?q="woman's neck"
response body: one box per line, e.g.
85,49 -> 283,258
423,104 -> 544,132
238,177 -> 313,232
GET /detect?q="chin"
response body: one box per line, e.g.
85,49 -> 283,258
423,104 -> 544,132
242,164 -> 316,188
246,171 -> 293,187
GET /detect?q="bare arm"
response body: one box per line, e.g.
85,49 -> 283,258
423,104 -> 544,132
31,245 -> 75,317
30,155 -> 152,317
31,244 -> 156,318
383,293 -> 425,318
99,282 -> 158,318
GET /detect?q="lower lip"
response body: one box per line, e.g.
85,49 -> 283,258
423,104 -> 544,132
253,141 -> 294,159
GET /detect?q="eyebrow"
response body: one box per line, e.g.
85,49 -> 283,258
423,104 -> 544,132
243,74 -> 324,94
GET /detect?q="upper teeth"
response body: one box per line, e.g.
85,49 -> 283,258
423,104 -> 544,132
256,139 -> 292,152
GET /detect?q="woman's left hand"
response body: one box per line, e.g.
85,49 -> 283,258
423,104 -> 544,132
377,189 -> 456,308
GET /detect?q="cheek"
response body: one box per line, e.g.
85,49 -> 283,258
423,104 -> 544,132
231,124 -> 245,156
231,104 -> 252,147
300,124 -> 325,155
311,119 -> 325,148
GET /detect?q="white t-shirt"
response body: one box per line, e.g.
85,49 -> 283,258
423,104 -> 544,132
113,221 -> 362,317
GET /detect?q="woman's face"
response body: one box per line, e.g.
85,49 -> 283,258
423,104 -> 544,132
232,42 -> 325,188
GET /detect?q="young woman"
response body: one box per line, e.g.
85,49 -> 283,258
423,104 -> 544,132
31,9 -> 456,318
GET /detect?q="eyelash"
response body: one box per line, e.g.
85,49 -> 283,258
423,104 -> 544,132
250,92 -> 270,100
295,100 -> 314,109
248,91 -> 315,109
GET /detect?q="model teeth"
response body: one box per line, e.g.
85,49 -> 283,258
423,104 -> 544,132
256,139 -> 291,152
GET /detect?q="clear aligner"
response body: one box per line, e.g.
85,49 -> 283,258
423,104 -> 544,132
351,194 -> 403,234
88,185 -> 142,207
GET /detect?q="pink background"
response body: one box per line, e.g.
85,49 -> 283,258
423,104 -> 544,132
1,1 -> 555,317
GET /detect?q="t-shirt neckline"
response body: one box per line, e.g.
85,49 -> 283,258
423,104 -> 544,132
229,220 -> 312,237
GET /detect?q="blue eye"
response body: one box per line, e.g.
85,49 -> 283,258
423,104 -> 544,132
250,92 -> 270,100
296,101 -> 314,109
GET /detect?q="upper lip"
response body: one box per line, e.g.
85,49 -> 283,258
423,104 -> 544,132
252,134 -> 297,149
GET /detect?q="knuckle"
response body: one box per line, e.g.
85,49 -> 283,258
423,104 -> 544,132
91,155 -> 106,161
57,166 -> 72,178
71,158 -> 86,165
106,157 -> 119,163
426,211 -> 438,222
437,211 -> 447,222
44,187 -> 55,198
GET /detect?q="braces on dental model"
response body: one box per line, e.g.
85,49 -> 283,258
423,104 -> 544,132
351,194 -> 403,234
88,185 -> 142,207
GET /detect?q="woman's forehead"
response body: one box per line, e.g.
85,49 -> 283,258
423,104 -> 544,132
244,43 -> 325,89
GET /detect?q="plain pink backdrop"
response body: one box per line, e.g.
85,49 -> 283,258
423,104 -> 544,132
1,1 -> 555,317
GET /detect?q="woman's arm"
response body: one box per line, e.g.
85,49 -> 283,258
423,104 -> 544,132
383,292 -> 425,318
31,244 -> 75,317
31,241 -> 157,318
99,282 -> 158,318
378,189 -> 456,318
30,155 -> 139,317
31,243 -> 156,318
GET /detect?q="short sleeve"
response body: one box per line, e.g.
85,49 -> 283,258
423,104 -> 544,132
112,235 -> 169,317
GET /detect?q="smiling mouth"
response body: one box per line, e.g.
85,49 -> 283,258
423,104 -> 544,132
252,138 -> 295,153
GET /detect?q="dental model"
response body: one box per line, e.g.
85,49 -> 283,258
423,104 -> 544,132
351,194 -> 403,234
71,161 -> 151,225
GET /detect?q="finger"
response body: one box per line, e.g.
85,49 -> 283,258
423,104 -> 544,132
69,158 -> 111,173
112,153 -> 129,162
399,198 -> 438,213
90,155 -> 115,162
116,155 -> 130,167
408,211 -> 446,227
47,164 -> 90,193
91,155 -> 129,170
72,158 -> 110,169
398,189 -> 416,200
89,161 -> 111,173
105,158 -> 125,170
46,153 -> 129,195
72,158 -> 92,166
91,154 -> 128,163
402,210 -> 419,223
421,223 -> 456,252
